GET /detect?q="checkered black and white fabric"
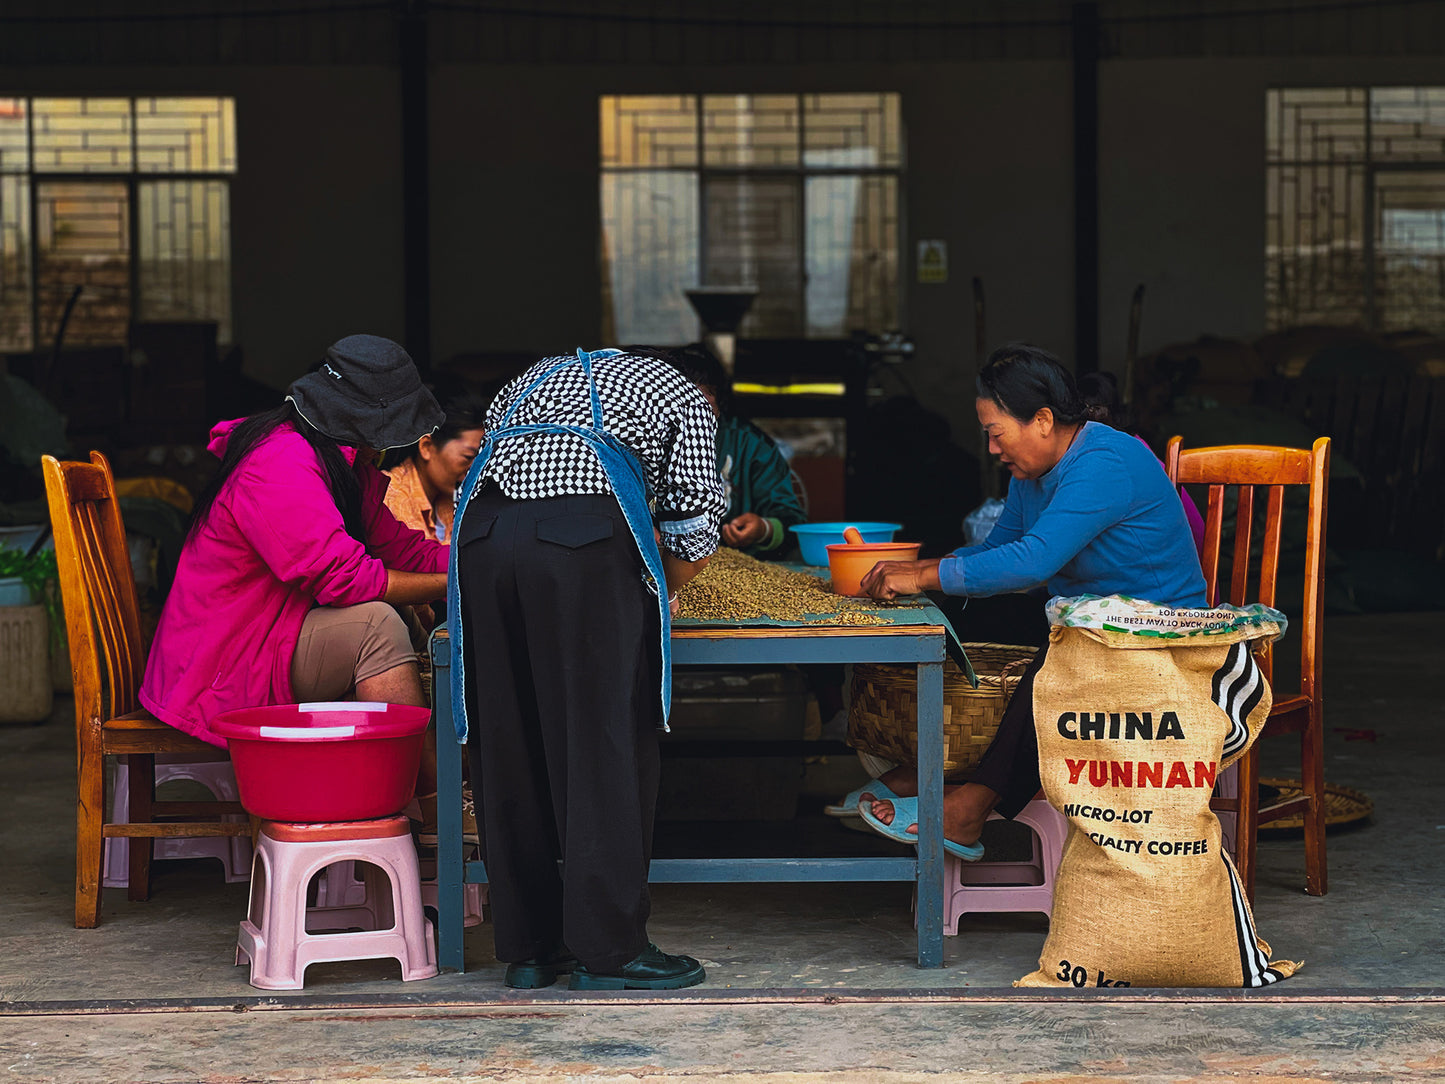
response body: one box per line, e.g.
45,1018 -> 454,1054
473,351 -> 725,561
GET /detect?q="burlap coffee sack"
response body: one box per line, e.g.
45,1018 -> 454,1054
1016,597 -> 1299,989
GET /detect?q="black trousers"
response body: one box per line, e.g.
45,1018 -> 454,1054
966,639 -> 1050,819
922,590 -> 1051,819
457,489 -> 661,972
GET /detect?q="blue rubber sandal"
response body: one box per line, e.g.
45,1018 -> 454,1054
856,796 -> 986,862
824,777 -> 899,818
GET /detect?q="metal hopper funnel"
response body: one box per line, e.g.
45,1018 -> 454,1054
685,287 -> 757,374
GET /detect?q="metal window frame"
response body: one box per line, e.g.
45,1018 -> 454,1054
8,95 -> 236,353
601,92 -> 904,341
1267,85 -> 1445,334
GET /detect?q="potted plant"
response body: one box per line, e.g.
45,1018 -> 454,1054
0,370 -> 74,707
0,540 -> 57,607
0,540 -> 58,724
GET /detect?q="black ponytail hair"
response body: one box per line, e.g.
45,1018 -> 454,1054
1076,369 -> 1135,432
188,401 -> 366,546
660,342 -> 734,418
976,342 -> 1086,426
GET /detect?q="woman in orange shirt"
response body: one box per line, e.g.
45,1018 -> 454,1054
383,387 -> 488,844
384,390 -> 489,544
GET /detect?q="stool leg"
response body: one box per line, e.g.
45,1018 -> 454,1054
225,827 -> 255,883
363,860 -> 395,928
374,837 -> 438,981
236,843 -> 271,969
103,762 -> 131,889
242,833 -> 311,990
941,853 -> 964,935
1014,801 -> 1068,912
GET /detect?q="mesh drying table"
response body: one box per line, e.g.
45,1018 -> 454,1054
430,598 -> 955,970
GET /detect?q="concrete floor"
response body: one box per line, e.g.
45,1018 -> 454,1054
2,611 -> 1442,1081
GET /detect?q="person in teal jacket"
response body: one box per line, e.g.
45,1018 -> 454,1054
664,344 -> 806,559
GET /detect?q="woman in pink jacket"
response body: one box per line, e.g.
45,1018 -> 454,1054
139,335 -> 450,811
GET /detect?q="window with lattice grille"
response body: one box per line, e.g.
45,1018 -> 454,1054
0,97 -> 236,352
1267,87 -> 1445,334
600,94 -> 902,345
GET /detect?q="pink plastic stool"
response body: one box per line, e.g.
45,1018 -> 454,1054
916,798 -> 1068,934
104,757 -> 252,887
420,851 -> 488,929
236,816 -> 439,990
311,863 -> 370,909
304,794 -> 431,908
1215,762 -> 1239,859
313,854 -> 488,929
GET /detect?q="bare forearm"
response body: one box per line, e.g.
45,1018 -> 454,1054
663,552 -> 710,598
382,569 -> 449,605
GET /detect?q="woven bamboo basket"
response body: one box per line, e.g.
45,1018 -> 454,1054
847,642 -> 1037,778
1257,778 -> 1373,831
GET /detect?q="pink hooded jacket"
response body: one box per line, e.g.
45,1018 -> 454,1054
139,420 -> 446,746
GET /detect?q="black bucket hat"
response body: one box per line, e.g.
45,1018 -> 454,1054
286,335 -> 444,451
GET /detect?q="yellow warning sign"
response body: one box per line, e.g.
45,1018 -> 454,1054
917,240 -> 947,284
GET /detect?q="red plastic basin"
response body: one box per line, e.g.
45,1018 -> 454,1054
211,702 -> 431,823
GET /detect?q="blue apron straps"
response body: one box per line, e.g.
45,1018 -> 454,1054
447,350 -> 674,744
577,346 -> 614,429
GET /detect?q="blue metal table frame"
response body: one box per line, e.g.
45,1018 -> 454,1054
430,604 -> 950,971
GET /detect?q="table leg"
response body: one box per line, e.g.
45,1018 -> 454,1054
430,643 -> 467,973
915,658 -> 945,968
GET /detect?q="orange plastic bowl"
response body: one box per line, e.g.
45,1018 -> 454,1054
826,541 -> 922,597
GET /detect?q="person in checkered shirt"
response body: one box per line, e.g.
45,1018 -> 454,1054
455,347 -> 725,991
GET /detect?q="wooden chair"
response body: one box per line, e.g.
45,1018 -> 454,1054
42,451 -> 249,928
1164,436 -> 1331,899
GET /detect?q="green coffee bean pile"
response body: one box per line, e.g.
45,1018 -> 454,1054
676,546 -> 888,625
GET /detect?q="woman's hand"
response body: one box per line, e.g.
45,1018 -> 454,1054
721,512 -> 770,548
860,558 -> 942,601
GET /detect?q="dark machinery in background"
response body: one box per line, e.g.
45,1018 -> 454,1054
729,332 -> 979,560
686,275 -> 980,552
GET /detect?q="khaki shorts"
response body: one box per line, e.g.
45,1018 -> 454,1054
290,601 -> 414,702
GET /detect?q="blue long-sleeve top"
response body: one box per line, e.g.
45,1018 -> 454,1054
939,421 -> 1207,609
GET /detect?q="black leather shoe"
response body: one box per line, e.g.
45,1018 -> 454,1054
504,947 -> 579,989
568,943 -> 706,990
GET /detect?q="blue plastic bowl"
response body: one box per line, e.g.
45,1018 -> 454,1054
789,522 -> 903,566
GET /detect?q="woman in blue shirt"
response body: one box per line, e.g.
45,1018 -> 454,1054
856,343 -> 1207,859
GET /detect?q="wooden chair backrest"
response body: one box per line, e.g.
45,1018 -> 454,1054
1164,437 -> 1330,692
42,452 -> 147,726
